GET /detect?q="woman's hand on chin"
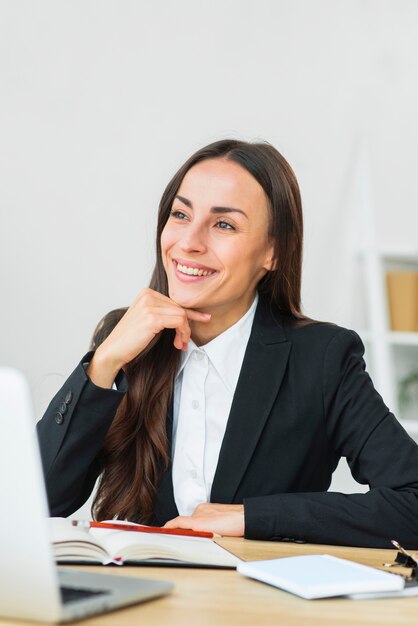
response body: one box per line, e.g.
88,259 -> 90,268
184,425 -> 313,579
87,288 -> 211,388
163,503 -> 245,537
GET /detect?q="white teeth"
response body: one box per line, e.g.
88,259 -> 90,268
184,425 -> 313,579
177,263 -> 214,277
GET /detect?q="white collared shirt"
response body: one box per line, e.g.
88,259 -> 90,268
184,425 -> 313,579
172,292 -> 259,515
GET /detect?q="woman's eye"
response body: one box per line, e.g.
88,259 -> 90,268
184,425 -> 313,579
169,210 -> 188,220
216,220 -> 235,231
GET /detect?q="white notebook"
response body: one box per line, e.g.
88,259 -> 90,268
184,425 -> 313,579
237,554 -> 405,599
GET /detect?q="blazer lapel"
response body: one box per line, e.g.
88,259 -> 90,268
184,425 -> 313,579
210,298 -> 291,503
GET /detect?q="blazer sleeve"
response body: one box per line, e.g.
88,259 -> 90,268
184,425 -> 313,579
36,351 -> 127,516
243,329 -> 418,548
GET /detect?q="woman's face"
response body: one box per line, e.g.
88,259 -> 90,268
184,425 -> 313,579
161,157 -> 274,317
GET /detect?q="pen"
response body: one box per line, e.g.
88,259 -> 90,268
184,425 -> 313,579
72,520 -> 215,539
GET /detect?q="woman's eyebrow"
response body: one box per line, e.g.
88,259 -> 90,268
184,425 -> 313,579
174,194 -> 248,220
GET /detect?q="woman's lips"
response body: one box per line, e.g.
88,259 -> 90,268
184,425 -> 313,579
172,259 -> 218,283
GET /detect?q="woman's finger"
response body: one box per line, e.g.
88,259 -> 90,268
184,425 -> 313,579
185,309 -> 211,322
174,329 -> 187,350
163,516 -> 194,530
136,289 -> 211,322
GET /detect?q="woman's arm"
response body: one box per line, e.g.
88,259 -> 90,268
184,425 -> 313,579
36,351 -> 127,516
164,330 -> 418,548
36,307 -> 128,516
37,292 -> 212,517
243,329 -> 418,548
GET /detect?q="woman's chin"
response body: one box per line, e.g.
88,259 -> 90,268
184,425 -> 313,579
168,286 -> 206,310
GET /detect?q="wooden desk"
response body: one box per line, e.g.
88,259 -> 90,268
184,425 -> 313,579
1,539 -> 417,625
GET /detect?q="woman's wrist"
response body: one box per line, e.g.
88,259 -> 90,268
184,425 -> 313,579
86,346 -> 124,389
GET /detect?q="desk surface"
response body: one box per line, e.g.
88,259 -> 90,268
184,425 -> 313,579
2,539 -> 417,626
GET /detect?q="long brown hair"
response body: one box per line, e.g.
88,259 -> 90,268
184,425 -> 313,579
93,139 -> 305,523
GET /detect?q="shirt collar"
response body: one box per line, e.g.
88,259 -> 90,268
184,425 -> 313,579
176,292 -> 259,393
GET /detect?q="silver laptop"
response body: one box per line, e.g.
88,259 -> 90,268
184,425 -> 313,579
0,367 -> 173,623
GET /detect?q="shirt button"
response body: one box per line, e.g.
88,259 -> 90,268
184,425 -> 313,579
194,351 -> 204,361
192,400 -> 199,409
190,469 -> 198,479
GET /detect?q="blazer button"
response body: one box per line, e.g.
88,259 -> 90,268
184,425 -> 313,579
64,391 -> 73,405
55,412 -> 64,425
59,402 -> 68,415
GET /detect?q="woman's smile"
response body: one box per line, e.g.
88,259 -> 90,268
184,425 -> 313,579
172,258 -> 219,282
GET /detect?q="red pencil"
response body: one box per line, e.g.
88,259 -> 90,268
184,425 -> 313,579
71,519 -> 215,539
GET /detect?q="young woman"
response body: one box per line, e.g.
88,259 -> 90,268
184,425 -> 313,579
37,139 -> 418,548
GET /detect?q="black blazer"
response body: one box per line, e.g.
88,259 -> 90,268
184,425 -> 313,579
36,296 -> 418,548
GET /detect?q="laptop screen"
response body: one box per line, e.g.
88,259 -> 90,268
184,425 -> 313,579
0,367 -> 62,621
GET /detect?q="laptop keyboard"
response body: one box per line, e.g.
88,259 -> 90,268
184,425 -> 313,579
60,586 -> 110,604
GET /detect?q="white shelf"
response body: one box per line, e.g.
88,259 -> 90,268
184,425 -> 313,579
386,332 -> 418,346
379,247 -> 418,264
357,330 -> 418,347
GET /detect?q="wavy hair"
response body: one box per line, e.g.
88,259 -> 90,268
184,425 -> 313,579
93,139 -> 305,523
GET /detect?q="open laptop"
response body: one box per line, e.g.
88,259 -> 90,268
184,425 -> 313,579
0,367 -> 173,622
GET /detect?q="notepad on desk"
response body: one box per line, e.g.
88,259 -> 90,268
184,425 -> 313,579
48,517 -> 241,568
237,554 -> 406,599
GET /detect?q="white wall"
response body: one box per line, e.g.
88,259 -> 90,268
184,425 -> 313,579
1,0 -> 417,497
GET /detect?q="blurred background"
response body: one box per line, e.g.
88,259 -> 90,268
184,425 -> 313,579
1,0 -> 417,499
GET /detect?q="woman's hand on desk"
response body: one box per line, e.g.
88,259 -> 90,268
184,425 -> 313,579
163,503 -> 245,537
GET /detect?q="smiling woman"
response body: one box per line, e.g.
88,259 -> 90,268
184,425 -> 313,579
161,158 -> 275,345
36,139 -> 418,549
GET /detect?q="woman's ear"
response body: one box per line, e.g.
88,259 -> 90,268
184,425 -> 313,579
262,244 -> 276,272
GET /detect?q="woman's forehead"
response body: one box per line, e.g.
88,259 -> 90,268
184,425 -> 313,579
177,158 -> 268,211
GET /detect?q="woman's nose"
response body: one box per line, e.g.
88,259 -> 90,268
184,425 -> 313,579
179,222 -> 208,253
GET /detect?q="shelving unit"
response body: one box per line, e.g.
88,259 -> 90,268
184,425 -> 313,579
360,247 -> 418,438
348,145 -> 418,440
330,146 -> 418,494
